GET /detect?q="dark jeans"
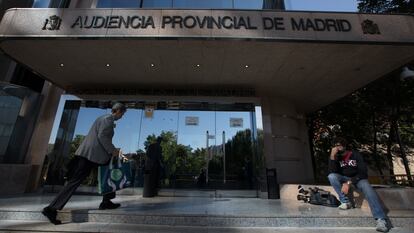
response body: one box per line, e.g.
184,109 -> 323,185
48,156 -> 115,211
328,173 -> 386,219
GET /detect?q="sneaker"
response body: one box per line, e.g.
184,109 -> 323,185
41,207 -> 61,225
338,202 -> 351,210
99,201 -> 121,210
376,219 -> 389,232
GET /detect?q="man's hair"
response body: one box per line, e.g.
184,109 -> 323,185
111,102 -> 126,113
332,137 -> 348,147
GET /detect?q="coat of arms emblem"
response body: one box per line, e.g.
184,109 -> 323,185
361,19 -> 380,35
42,15 -> 62,30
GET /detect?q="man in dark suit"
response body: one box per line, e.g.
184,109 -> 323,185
143,136 -> 162,197
42,102 -> 127,225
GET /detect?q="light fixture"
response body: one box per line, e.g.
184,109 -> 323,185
245,65 -> 249,68
196,64 -> 200,67
400,66 -> 414,80
59,63 -> 64,67
150,63 -> 155,67
106,63 -> 110,67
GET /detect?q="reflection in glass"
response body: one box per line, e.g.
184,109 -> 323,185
33,0 -> 51,8
175,111 -> 215,188
138,109 -> 179,187
47,100 -> 260,190
97,0 -> 142,8
177,111 -> 215,150
94,0 -> 283,9
0,83 -> 41,164
173,0 -> 233,9
142,0 -> 173,8
46,100 -> 81,185
0,84 -> 26,163
214,111 -> 254,188
138,110 -> 178,151
234,0 -> 263,9
32,0 -> 71,8
0,96 -> 21,159
113,109 -> 142,154
263,0 -> 285,9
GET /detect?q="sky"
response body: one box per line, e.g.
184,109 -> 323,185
47,0 -> 358,151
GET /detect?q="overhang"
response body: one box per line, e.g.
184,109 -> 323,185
1,8 -> 414,112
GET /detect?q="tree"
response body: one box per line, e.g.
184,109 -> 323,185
307,2 -> 414,185
142,131 -> 206,186
69,135 -> 85,159
357,0 -> 414,13
309,70 -> 414,185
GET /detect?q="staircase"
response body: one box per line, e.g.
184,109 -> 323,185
0,187 -> 413,232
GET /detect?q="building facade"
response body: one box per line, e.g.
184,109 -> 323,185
0,0 -> 413,196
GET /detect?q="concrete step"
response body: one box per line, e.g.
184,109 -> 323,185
1,208 -> 413,228
44,185 -> 414,210
0,194 -> 413,230
0,221 -> 413,233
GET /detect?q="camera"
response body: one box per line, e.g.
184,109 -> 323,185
297,185 -> 312,203
297,194 -> 310,202
298,185 -> 309,195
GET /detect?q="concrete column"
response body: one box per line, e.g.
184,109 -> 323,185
24,82 -> 63,192
261,96 -> 314,184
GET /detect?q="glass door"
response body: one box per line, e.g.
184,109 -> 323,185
175,110 -> 215,189
137,107 -> 179,188
211,111 -> 255,189
131,102 -> 257,191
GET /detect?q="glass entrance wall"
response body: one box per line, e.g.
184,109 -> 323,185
96,0 -> 276,9
175,110 -> 215,188
0,83 -> 41,164
46,97 -> 260,191
215,111 -> 253,189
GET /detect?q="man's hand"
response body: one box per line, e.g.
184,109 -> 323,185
330,145 -> 344,160
341,183 -> 350,194
120,153 -> 129,161
330,147 -> 339,160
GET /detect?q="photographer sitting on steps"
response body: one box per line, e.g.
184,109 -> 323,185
328,137 -> 389,232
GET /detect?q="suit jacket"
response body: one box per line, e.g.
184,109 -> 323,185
75,114 -> 116,165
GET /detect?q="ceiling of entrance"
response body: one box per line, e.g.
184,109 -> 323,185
1,39 -> 414,112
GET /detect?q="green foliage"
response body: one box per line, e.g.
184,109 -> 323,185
309,72 -> 414,184
357,0 -> 414,13
141,128 -> 257,186
69,135 -> 85,160
225,129 -> 253,178
142,131 -> 206,184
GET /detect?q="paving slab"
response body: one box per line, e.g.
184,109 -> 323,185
0,194 -> 413,229
0,221 -> 414,233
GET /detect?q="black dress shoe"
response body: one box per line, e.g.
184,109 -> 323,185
99,201 -> 121,210
42,207 -> 62,225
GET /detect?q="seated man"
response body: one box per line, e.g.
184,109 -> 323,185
328,137 -> 389,232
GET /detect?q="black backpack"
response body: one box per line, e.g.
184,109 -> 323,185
297,185 -> 340,207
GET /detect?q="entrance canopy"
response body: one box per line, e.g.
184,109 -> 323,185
1,9 -> 414,112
